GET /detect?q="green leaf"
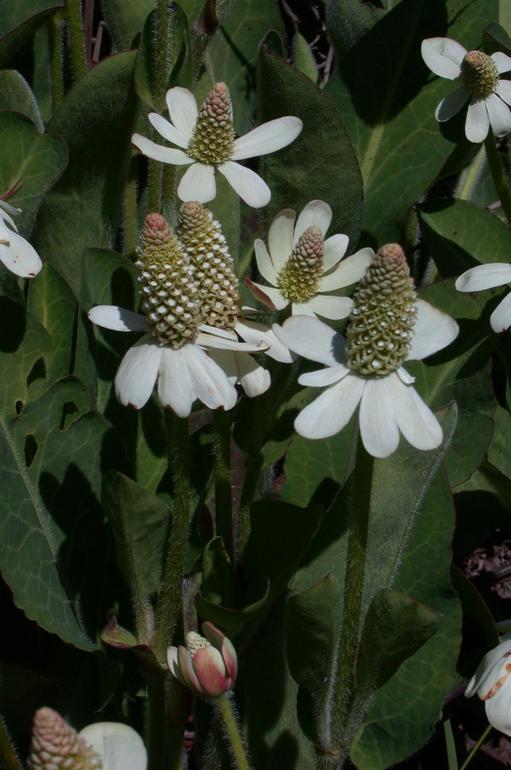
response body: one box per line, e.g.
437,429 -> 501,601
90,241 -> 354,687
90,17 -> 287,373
351,473 -> 462,769
257,48 -> 363,247
293,33 -> 318,83
0,70 -> 43,131
356,589 -> 439,696
0,112 -> 67,234
325,0 -> 496,243
205,0 -> 285,134
101,0 -> 155,49
102,471 -> 169,598
32,52 -> 138,295
419,198 -> 511,276
0,0 -> 64,67
487,405 -> 511,480
325,0 -> 384,58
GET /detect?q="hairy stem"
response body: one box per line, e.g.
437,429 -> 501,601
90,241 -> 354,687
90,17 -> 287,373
49,14 -> 64,109
153,412 -> 191,665
214,410 -> 234,559
123,167 -> 138,259
485,131 -> 511,224
66,0 -> 87,82
146,673 -> 167,770
215,695 -> 251,770
0,716 -> 22,770
460,724 -> 492,770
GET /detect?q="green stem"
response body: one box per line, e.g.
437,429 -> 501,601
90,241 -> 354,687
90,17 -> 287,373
0,716 -> 22,770
66,0 -> 87,82
49,14 -> 64,110
329,433 -> 374,762
215,695 -> 251,770
484,131 -> 511,224
443,719 -> 459,770
214,410 -> 234,560
456,145 -> 486,201
153,412 -> 191,665
149,158 -> 162,213
123,167 -> 138,259
155,0 -> 171,111
460,724 -> 492,770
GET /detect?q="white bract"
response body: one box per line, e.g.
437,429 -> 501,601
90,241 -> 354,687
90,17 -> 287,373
421,37 -> 511,142
0,199 -> 42,278
132,83 -> 302,208
273,305 -> 458,459
456,263 -> 511,332
89,305 -> 261,415
79,723 -> 147,770
247,200 -> 373,320
465,639 -> 511,736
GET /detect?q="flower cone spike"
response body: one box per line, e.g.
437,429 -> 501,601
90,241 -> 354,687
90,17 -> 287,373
136,213 -> 200,348
177,202 -> 240,329
461,51 -> 499,99
346,243 -> 417,376
278,226 -> 324,303
187,83 -> 235,164
27,708 -> 102,770
186,630 -> 211,655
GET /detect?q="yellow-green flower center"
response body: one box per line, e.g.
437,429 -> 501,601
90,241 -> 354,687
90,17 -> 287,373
136,213 -> 200,348
186,82 -> 235,165
277,226 -> 324,304
177,201 -> 240,329
346,243 -> 417,377
460,51 -> 499,99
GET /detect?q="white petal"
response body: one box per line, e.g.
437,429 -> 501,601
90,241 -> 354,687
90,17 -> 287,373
465,99 -> 490,143
390,375 -> 443,451
166,646 -> 182,680
177,163 -> 216,203
435,88 -> 469,122
272,316 -> 343,366
196,331 -> 263,352
245,279 -> 289,310
491,292 -> 511,332
295,374 -> 365,439
456,263 -> 511,292
148,113 -> 190,148
307,294 -> 353,320
486,684 -> 511,736
323,234 -> 350,272
359,377 -> 400,459
319,248 -> 373,291
291,302 -> 316,316
165,87 -> 198,139
218,161 -> 271,208
486,92 -> 511,136
131,134 -> 193,165
268,209 -> 295,271
115,336 -> 162,409
421,38 -> 465,79
88,305 -> 146,332
293,200 -> 332,244
298,364 -> 349,387
397,366 -> 416,385
0,231 -> 42,278
185,345 -> 237,411
231,116 -> 303,160
407,299 -> 459,360
198,324 -> 237,340
235,319 -> 294,363
0,200 -> 19,229
467,640 -> 511,698
235,352 -> 271,397
492,52 -> 511,74
254,238 -> 278,284
496,79 -> 511,105
208,349 -> 238,385
79,723 -> 147,770
157,347 -> 194,417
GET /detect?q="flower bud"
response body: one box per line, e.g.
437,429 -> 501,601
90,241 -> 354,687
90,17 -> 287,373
465,639 -> 511,735
167,622 -> 238,699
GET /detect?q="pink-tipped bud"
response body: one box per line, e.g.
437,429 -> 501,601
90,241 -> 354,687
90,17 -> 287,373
167,622 -> 238,700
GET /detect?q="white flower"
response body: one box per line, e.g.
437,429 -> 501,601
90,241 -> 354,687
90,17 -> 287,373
273,308 -> 457,458
456,263 -> 511,332
421,38 -> 511,142
465,639 -> 511,736
79,723 -> 147,770
89,305 -> 259,415
0,199 -> 42,278
246,200 -> 373,320
132,83 -> 302,208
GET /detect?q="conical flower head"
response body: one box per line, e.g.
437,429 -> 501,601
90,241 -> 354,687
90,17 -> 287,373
460,50 -> 499,99
186,83 -> 235,165
346,243 -> 417,376
177,202 -> 240,329
27,708 -> 102,770
136,213 -> 200,348
277,226 -> 324,303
